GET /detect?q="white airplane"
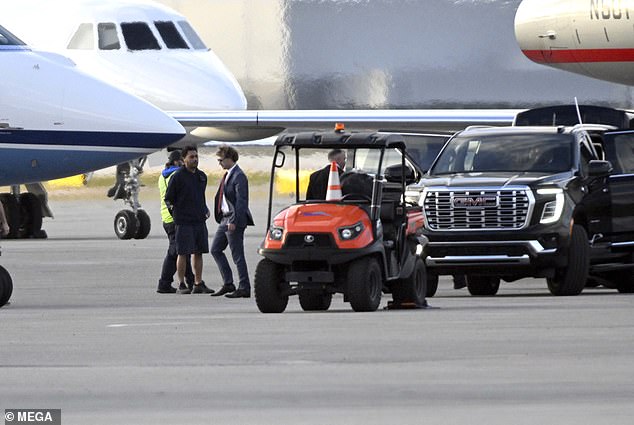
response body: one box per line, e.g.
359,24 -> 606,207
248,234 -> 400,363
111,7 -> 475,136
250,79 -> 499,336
514,0 -> 634,86
0,24 -> 185,306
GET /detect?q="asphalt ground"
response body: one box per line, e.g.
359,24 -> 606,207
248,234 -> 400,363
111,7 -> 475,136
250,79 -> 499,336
1,195 -> 634,425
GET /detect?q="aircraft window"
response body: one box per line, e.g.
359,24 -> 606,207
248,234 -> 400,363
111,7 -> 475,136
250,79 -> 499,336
121,22 -> 160,50
0,25 -> 25,46
178,20 -> 207,50
154,21 -> 188,49
68,23 -> 94,50
98,23 -> 120,50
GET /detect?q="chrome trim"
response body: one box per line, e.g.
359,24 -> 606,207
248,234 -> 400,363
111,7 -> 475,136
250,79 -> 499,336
612,241 -> 634,247
422,186 -> 535,231
427,239 -> 556,256
426,255 -> 531,266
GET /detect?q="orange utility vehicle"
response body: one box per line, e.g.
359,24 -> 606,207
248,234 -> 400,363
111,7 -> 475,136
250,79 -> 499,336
254,130 -> 428,313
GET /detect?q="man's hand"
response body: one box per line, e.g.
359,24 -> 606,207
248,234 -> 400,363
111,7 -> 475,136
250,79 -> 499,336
227,223 -> 236,232
1,224 -> 9,237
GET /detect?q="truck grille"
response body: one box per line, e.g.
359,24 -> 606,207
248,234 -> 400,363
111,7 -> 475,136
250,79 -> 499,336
423,187 -> 533,230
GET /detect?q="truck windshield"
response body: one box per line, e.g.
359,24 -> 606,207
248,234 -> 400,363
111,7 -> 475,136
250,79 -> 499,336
431,133 -> 573,174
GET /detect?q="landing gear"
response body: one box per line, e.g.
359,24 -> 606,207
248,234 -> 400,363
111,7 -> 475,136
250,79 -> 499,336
0,265 -> 13,308
0,190 -> 47,239
108,158 -> 152,240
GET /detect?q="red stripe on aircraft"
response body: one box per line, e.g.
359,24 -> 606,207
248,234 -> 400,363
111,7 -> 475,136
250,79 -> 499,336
522,48 -> 634,63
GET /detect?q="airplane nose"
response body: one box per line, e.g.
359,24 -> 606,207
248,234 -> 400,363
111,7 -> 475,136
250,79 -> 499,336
514,0 -> 547,54
128,51 -> 247,111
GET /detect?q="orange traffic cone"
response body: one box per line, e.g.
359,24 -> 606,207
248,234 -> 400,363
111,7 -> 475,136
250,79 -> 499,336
325,161 -> 342,201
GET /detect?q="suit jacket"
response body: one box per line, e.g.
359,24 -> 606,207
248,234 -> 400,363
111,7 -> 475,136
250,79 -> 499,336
214,165 -> 254,227
306,164 -> 342,200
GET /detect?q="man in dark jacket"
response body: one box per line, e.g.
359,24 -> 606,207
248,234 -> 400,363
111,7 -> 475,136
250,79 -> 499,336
164,145 -> 214,294
305,148 -> 346,200
210,145 -> 255,298
156,150 -> 195,294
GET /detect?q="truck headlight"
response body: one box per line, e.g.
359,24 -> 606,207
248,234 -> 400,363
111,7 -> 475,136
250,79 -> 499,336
338,222 -> 364,240
537,188 -> 564,224
405,190 -> 421,205
268,226 -> 284,241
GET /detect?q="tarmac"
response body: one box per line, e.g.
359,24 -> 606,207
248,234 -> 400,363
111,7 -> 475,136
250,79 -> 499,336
1,194 -> 634,425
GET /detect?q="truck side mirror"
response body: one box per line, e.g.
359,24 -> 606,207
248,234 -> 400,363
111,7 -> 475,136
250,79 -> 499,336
385,164 -> 416,184
588,160 -> 613,177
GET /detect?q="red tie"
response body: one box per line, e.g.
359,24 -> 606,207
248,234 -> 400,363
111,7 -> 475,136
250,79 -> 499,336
217,172 -> 227,214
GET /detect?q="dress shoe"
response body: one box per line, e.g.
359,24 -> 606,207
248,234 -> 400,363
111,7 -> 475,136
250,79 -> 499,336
225,288 -> 251,298
156,285 -> 177,294
192,281 -> 214,294
211,284 -> 236,297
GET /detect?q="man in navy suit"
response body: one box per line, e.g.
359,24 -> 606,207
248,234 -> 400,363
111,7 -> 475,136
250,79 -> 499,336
210,145 -> 255,298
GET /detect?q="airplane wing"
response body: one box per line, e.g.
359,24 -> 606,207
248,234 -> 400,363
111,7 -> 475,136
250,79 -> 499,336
168,109 -> 524,142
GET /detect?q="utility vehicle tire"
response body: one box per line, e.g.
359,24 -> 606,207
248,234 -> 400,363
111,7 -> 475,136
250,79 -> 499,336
254,259 -> 289,313
426,274 -> 439,297
18,193 -> 43,238
547,225 -> 589,296
467,275 -> 501,296
0,194 -> 19,239
392,258 -> 426,306
347,257 -> 382,312
134,209 -> 151,239
298,290 -> 332,311
0,265 -> 13,307
114,210 -> 138,240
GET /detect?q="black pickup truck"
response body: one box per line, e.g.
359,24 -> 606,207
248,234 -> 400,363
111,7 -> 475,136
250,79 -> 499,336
405,106 -> 634,296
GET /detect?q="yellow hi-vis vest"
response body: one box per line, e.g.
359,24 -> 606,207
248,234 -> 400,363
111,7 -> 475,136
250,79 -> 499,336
159,172 -> 175,224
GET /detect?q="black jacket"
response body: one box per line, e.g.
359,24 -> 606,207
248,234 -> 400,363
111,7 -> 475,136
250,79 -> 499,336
164,167 -> 209,225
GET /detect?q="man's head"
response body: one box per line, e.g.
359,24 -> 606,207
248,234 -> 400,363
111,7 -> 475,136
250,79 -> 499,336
167,150 -> 183,167
216,144 -> 239,170
328,149 -> 346,170
181,145 -> 199,171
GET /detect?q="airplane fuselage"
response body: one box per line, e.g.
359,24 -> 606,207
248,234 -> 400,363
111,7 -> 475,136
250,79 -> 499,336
515,0 -> 634,86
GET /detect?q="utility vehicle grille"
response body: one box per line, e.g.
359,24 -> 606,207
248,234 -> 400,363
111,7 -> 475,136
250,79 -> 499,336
423,188 -> 533,230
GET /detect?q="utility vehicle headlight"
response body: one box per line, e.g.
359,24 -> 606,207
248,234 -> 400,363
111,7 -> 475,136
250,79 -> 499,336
338,222 -> 364,240
269,226 -> 284,241
537,188 -> 564,224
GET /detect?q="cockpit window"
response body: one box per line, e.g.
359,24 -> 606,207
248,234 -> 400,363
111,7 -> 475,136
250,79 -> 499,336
121,22 -> 160,50
177,20 -> 207,50
0,25 -> 26,46
68,23 -> 94,50
98,23 -> 120,50
154,21 -> 188,49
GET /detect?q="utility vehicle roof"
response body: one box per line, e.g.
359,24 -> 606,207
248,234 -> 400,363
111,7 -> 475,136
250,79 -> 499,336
274,131 -> 407,150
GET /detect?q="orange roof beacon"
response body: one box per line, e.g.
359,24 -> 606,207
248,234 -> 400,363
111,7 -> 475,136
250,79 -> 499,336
255,130 -> 429,313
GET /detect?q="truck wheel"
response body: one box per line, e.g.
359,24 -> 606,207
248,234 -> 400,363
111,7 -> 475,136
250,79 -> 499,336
467,275 -> 500,296
0,265 -> 13,307
254,259 -> 289,313
426,274 -> 439,297
392,258 -> 426,306
298,290 -> 332,311
347,257 -> 382,312
547,224 -> 588,296
601,270 -> 634,293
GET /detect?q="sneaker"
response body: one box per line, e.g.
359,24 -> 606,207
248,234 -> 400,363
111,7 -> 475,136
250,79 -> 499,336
156,285 -> 177,294
178,282 -> 192,294
192,281 -> 214,294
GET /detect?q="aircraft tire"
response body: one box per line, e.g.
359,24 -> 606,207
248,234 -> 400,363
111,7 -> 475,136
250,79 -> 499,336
134,209 -> 151,239
298,290 -> 332,311
391,257 -> 426,306
347,257 -> 382,312
0,265 -> 13,307
114,210 -> 138,240
18,193 -> 43,238
0,194 -> 20,239
254,259 -> 289,313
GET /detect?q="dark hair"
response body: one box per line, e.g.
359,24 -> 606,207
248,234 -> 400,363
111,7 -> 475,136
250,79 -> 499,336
216,144 -> 239,162
167,150 -> 182,166
328,149 -> 344,160
181,145 -> 198,159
